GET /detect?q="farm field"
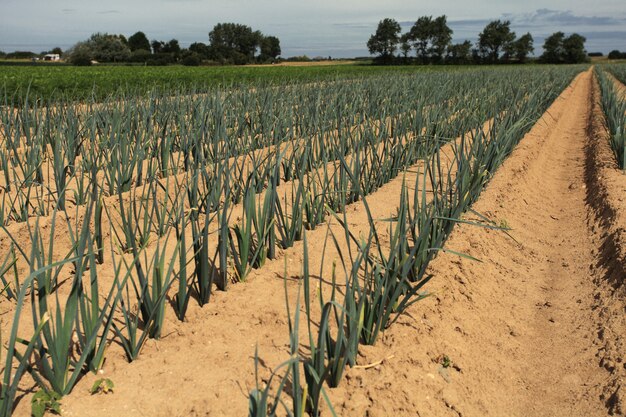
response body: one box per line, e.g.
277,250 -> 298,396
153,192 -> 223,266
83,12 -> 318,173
0,62 -> 465,102
0,63 -> 625,417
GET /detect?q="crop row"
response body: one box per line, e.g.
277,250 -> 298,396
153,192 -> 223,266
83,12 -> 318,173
0,66 -> 582,416
597,67 -> 626,169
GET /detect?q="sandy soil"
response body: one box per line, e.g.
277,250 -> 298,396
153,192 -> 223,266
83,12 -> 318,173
7,68 -> 626,417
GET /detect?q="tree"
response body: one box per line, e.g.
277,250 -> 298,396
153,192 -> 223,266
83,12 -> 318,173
409,16 -> 433,62
510,32 -> 534,63
189,42 -> 210,58
407,15 -> 452,63
540,32 -> 565,63
429,16 -> 452,63
181,50 -> 202,66
563,34 -> 587,64
540,32 -> 586,64
478,20 -> 515,62
260,36 -> 281,61
446,41 -> 472,64
67,43 -> 92,66
163,39 -> 181,54
209,23 -> 263,64
367,18 -> 401,63
151,40 -> 164,54
399,33 -> 412,61
67,33 -> 130,64
128,31 -> 150,52
608,50 -> 626,60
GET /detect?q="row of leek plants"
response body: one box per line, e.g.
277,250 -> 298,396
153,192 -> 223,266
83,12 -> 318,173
0,66 -> 580,416
248,66 -> 581,416
0,67 -> 562,227
596,68 -> 626,170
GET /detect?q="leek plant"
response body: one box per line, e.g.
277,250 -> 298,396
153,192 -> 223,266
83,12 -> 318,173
596,68 -> 626,170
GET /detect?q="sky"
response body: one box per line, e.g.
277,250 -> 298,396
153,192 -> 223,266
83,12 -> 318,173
1,0 -> 625,57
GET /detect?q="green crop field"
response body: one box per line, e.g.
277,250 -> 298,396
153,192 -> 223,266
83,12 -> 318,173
0,64 -> 591,416
0,62 -> 464,102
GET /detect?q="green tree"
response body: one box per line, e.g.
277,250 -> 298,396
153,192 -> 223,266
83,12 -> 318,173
504,32 -> 534,62
151,40 -> 164,54
512,32 -> 534,63
478,20 -> 516,62
399,33 -> 412,61
446,40 -> 472,64
367,18 -> 401,63
128,31 -> 151,52
259,36 -> 281,61
408,15 -> 452,63
67,43 -> 92,65
181,50 -> 202,66
209,23 -> 263,64
409,16 -> 433,62
563,34 -> 587,64
67,33 -> 130,64
429,16 -> 452,63
540,31 -> 565,63
189,42 -> 210,58
162,39 -> 181,54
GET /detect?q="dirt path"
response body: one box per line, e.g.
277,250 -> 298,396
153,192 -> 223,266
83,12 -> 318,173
510,69 -> 606,416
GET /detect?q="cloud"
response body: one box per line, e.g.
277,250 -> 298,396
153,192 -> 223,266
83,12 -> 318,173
332,23 -> 374,29
61,8 -> 76,13
96,10 -> 121,15
504,8 -> 624,27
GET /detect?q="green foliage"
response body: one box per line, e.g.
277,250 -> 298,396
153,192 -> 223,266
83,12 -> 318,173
31,390 -> 61,417
504,33 -> 535,63
0,64 -> 583,416
209,23 -> 279,64
0,63 -> 439,102
68,33 -> 131,64
89,378 -> 115,395
367,18 -> 401,63
608,50 -> 626,60
596,68 -> 626,169
128,31 -> 151,52
540,32 -> 588,64
446,40 -> 473,64
478,20 -> 516,62
408,15 -> 452,63
260,36 -> 281,61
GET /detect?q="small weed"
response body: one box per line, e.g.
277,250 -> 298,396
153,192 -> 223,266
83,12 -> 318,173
31,390 -> 62,417
89,378 -> 115,395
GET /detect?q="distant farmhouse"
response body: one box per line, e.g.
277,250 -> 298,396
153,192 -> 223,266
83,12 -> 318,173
43,54 -> 61,61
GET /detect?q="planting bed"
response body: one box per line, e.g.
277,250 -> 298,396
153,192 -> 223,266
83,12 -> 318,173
1,65 -> 625,417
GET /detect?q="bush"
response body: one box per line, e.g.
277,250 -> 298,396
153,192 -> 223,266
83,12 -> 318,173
129,49 -> 152,63
6,51 -> 37,59
181,51 -> 202,66
70,51 -> 92,66
608,50 -> 626,60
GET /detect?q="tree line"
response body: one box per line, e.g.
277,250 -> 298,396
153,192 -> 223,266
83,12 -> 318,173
65,23 -> 281,66
367,16 -> 588,65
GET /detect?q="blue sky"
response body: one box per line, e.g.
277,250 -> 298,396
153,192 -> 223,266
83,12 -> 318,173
1,0 -> 624,57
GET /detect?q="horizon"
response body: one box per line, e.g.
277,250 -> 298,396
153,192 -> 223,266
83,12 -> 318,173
1,1 -> 625,57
